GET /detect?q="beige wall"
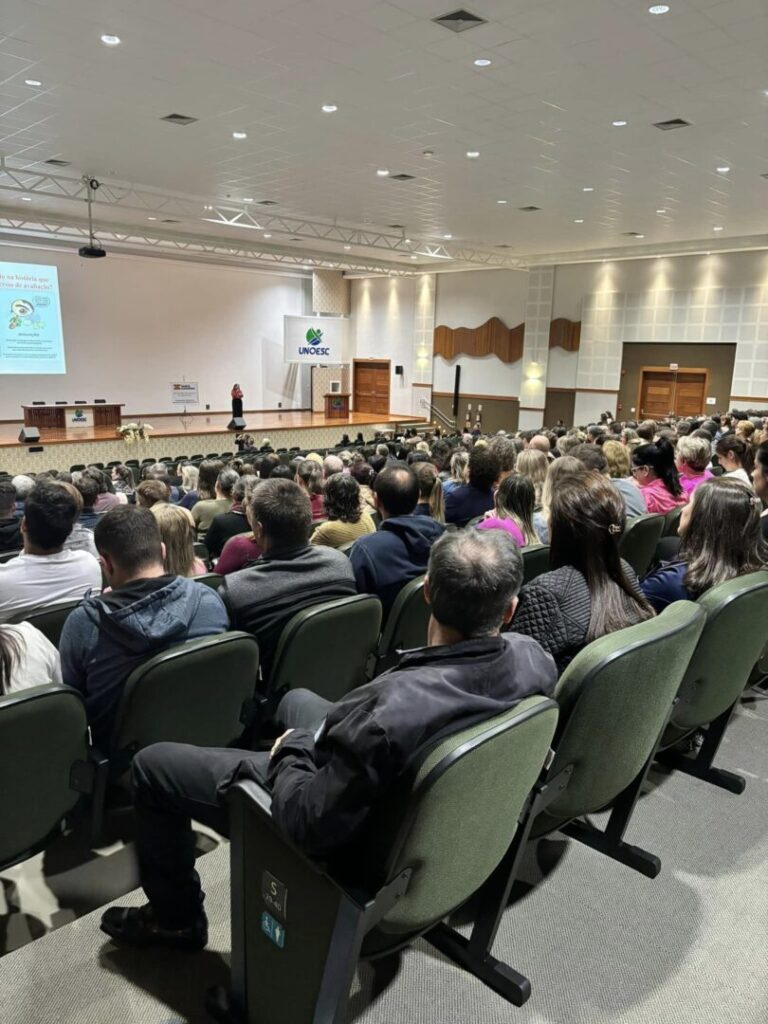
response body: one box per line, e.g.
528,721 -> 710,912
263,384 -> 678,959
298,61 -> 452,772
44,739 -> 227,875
433,393 -> 519,434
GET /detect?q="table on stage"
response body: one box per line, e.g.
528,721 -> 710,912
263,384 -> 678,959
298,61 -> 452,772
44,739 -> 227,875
22,403 -> 124,430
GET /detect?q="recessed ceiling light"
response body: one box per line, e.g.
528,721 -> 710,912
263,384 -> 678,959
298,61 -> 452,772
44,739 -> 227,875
343,245 -> 351,250
713,225 -> 724,231
232,131 -> 247,140
582,186 -> 594,192
410,254 -> 418,259
100,34 -> 121,46
20,196 -> 32,202
474,58 -> 492,67
716,165 -> 730,173
263,233 -> 272,238
147,216 -> 157,221
25,78 -> 42,87
656,208 -> 667,214
243,197 -> 253,203
612,120 -> 627,127
466,150 -> 480,158
574,218 -> 584,223
321,104 -> 338,113
497,199 -> 508,204
648,4 -> 670,13
443,233 -> 452,239
404,237 -> 412,244
636,234 -> 645,238
376,168 -> 390,177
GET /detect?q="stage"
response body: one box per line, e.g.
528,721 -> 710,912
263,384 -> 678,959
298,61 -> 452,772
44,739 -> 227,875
0,409 -> 426,475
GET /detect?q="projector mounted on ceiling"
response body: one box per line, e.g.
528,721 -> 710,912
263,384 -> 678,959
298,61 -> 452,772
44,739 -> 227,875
79,176 -> 106,259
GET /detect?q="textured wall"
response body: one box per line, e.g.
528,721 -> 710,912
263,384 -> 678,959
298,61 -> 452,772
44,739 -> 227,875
312,270 -> 350,315
311,365 -> 351,412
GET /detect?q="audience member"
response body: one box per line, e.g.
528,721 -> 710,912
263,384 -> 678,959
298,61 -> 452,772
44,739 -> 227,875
529,434 -> 552,457
516,448 -> 549,511
0,483 -> 102,624
215,486 -> 263,575
191,468 -> 238,538
349,460 -> 377,514
637,420 -> 657,442
442,450 -> 468,494
572,443 -> 646,517
323,454 -> 344,479
178,464 -> 199,499
0,620 -> 62,694
630,439 -> 687,513
84,468 -> 123,512
151,504 -> 207,577
179,459 -> 222,512
311,475 -> 375,548
350,464 -> 444,617
59,482 -> 99,558
204,476 -> 251,559
488,435 -> 518,482
11,475 -> 35,517
641,478 -> 767,612
509,472 -> 654,672
295,459 -> 326,521
136,479 -> 171,509
752,440 -> 768,539
101,529 -> 556,948
74,474 -> 105,529
476,474 -> 538,546
0,481 -> 22,552
675,435 -> 714,497
444,447 -> 500,526
219,480 -> 356,678
111,464 -> 135,498
60,506 -> 228,749
536,455 -> 584,543
259,454 -> 281,479
715,435 -> 753,487
412,462 -> 444,522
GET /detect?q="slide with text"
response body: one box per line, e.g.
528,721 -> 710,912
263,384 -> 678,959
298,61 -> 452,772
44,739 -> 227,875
0,262 -> 66,374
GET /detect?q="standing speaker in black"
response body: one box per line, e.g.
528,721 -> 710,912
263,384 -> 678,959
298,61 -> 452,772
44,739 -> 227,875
19,427 -> 40,443
227,417 -> 247,430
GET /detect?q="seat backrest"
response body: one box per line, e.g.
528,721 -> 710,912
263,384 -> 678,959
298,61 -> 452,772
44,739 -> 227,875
618,513 -> 665,576
0,686 -> 87,868
268,595 -> 382,702
670,570 -> 768,734
194,572 -> 222,590
376,695 -> 558,934
111,631 -> 259,755
0,549 -> 21,564
337,540 -> 356,556
521,544 -> 550,584
375,576 -> 429,674
542,601 -> 705,824
662,505 -> 684,537
12,599 -> 84,647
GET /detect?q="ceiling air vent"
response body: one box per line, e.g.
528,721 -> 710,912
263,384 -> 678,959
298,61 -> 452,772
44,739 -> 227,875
388,223 -> 405,229
432,9 -> 487,32
391,173 -> 415,181
161,219 -> 181,224
45,158 -> 71,167
496,244 -> 513,248
259,199 -> 278,205
518,205 -> 541,212
653,118 -> 691,131
622,231 -> 644,237
161,113 -> 199,126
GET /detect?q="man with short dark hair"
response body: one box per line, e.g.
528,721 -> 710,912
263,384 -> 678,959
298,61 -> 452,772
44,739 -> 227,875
136,479 -> 171,509
637,420 -> 657,442
101,529 -> 556,950
74,474 -> 103,529
350,463 -> 444,616
444,447 -> 501,526
60,506 -> 229,749
219,479 -> 356,678
0,481 -> 21,552
0,483 -> 102,623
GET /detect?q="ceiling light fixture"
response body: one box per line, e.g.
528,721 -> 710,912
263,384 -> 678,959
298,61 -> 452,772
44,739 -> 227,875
404,237 -> 412,243
716,164 -> 730,173
21,196 -> 32,202
636,234 -> 645,238
263,233 -> 272,238
25,78 -> 42,87
243,197 -> 254,203
343,245 -> 351,250
473,58 -> 492,67
582,186 -> 594,192
612,120 -> 627,127
147,216 -> 157,221
713,225 -> 724,231
100,34 -> 121,46
497,199 -> 508,204
232,131 -> 247,140
321,104 -> 338,113
466,150 -> 480,158
648,4 -> 670,13
411,254 -> 418,259
376,168 -> 389,177
574,218 -> 584,223
656,208 -> 667,214
443,233 -> 452,239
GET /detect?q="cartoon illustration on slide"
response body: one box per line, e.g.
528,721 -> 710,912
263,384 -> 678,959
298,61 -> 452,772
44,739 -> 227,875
8,298 -> 45,330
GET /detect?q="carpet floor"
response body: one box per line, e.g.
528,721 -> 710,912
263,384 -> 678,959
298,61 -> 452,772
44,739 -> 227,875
1,698 -> 766,1024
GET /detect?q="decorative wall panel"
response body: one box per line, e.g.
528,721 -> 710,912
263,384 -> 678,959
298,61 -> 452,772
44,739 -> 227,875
433,317 -> 524,364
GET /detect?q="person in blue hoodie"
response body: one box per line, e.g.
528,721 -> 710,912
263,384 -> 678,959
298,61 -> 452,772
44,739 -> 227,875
60,505 -> 229,750
350,463 -> 444,618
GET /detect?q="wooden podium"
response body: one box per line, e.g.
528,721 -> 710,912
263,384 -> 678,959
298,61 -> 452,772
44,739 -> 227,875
324,393 -> 350,419
22,403 -> 124,430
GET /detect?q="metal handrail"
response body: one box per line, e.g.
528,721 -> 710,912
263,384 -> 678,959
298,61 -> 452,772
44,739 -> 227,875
420,397 -> 456,429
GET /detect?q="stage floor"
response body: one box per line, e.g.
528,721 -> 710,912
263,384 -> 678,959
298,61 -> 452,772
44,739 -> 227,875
0,409 -> 422,449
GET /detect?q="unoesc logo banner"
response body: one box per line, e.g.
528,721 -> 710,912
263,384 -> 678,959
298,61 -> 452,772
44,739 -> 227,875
298,326 -> 330,356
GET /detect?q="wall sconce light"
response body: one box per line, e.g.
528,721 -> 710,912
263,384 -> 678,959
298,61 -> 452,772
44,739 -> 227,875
525,361 -> 544,381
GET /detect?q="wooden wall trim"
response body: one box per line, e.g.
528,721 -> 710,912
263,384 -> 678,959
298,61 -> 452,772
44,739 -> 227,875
433,317 -> 524,363
411,382 -> 432,388
519,405 -> 546,411
577,387 -> 620,394
548,318 -> 581,351
730,395 -> 768,403
433,391 -> 519,401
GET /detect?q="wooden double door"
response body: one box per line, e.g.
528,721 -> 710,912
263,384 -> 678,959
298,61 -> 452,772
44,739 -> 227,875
353,359 -> 390,416
638,367 -> 708,419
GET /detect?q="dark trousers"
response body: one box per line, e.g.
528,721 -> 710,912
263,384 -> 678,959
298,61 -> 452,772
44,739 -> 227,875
132,689 -> 331,927
231,397 -> 243,419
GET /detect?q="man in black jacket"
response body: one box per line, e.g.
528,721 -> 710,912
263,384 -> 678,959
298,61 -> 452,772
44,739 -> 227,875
101,529 -> 556,950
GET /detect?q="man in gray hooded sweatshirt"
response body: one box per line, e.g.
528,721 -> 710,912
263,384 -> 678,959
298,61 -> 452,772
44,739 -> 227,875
60,505 -> 229,750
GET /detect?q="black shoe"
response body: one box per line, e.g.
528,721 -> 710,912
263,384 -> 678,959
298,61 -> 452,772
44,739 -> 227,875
100,904 -> 208,950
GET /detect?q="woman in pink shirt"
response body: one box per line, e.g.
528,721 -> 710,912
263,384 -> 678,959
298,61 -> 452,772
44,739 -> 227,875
631,439 -> 688,514
676,435 -> 713,498
476,475 -> 540,547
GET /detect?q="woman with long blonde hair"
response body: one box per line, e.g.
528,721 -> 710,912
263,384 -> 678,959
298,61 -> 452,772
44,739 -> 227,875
534,455 -> 584,543
150,503 -> 206,577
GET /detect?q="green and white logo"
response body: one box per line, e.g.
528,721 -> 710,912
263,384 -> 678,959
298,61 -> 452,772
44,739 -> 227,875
306,327 -> 324,343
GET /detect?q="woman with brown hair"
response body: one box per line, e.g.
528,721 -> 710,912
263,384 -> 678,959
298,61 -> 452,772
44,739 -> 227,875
413,462 -> 445,523
509,472 -> 654,672
715,434 -> 753,487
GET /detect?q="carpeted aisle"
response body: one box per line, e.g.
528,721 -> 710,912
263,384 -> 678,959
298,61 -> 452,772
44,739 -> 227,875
1,701 -> 766,1024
